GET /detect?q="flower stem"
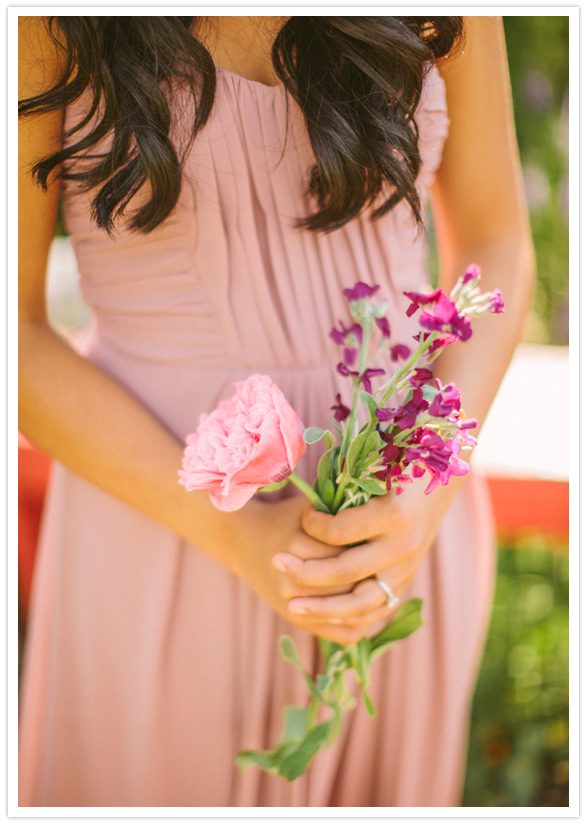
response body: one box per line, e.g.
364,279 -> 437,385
376,333 -> 437,403
289,472 -> 331,513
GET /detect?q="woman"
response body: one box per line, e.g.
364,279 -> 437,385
18,16 -> 534,807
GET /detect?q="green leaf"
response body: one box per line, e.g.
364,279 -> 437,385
315,448 -> 333,494
363,429 -> 384,454
327,416 -> 343,439
318,636 -> 336,664
355,476 -> 387,496
278,722 -> 331,781
236,743 -> 294,773
322,478 -> 335,507
421,383 -> 439,402
360,389 -> 378,417
316,674 -> 331,692
258,478 -> 289,493
360,685 -> 377,717
279,635 -> 305,670
324,430 -> 335,449
283,705 -> 309,743
367,598 -> 424,660
304,427 -> 327,444
358,637 -> 370,683
346,430 -> 369,474
279,636 -> 323,700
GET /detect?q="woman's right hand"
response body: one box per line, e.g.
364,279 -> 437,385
201,493 -> 383,644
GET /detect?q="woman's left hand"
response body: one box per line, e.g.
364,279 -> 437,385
272,475 -> 465,645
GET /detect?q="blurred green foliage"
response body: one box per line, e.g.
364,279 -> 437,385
503,16 -> 569,345
462,541 -> 569,807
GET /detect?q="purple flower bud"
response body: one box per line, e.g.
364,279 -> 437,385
375,316 -> 391,338
409,368 -> 433,388
390,343 -> 411,362
489,290 -> 505,314
329,327 -> 346,346
344,282 -> 380,301
331,393 -> 351,422
343,347 -> 358,366
412,465 -> 426,478
462,264 -> 481,284
336,362 -> 358,379
458,418 -> 478,430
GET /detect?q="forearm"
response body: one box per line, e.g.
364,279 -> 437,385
18,319 -> 242,565
432,234 -> 535,434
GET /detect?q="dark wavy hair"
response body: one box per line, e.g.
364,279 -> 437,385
19,16 -> 463,233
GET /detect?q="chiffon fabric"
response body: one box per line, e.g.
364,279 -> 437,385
19,66 -> 496,807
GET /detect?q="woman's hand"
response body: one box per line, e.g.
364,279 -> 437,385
270,476 -> 465,645
213,494 -> 362,642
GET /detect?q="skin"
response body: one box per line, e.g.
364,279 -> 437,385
19,16 -> 534,647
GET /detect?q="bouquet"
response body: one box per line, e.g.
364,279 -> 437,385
179,265 -> 503,781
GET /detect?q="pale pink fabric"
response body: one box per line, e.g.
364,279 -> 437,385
19,67 -> 496,807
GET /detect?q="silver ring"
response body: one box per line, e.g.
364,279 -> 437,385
374,577 -> 399,608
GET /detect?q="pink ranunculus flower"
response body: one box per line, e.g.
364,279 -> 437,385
179,374 -> 306,512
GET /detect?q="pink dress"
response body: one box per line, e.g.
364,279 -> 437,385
19,66 -> 496,807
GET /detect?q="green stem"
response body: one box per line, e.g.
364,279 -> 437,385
339,384 -> 360,471
376,332 -> 437,403
288,471 -> 330,513
331,465 -> 350,513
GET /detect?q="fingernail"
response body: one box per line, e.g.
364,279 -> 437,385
272,556 -> 287,572
289,605 -> 308,614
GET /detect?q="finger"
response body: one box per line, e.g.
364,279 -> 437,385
288,577 -> 387,619
302,495 -> 398,546
288,532 -> 344,562
273,539 -> 390,588
326,603 -> 394,629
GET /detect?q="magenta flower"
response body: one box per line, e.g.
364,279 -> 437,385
337,363 -> 385,394
330,321 -> 363,366
428,383 -> 461,417
425,335 -> 458,357
331,393 -> 351,422
419,292 -> 472,342
375,316 -> 391,338
423,441 -> 469,494
390,343 -> 411,362
378,387 -> 429,431
462,264 -> 481,284
408,368 -> 433,388
344,282 -> 380,301
374,463 -> 413,492
458,417 -> 478,430
330,321 -> 363,347
403,288 -> 442,318
360,368 -> 386,394
488,290 -> 505,314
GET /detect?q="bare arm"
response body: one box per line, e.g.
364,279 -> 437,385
18,16 -> 355,643
279,17 -> 534,633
